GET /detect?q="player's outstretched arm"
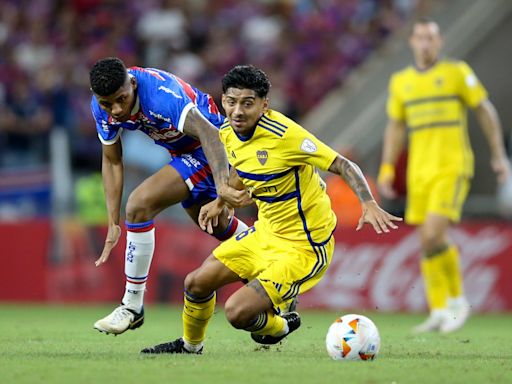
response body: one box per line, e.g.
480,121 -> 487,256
473,100 -> 511,184
329,155 -> 402,234
182,107 -> 251,208
377,119 -> 406,199
95,142 -> 123,267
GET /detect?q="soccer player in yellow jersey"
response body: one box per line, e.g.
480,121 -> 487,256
378,19 -> 510,334
141,65 -> 401,354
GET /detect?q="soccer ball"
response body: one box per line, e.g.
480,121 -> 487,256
325,314 -> 380,361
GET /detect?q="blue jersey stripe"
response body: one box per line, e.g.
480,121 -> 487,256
253,191 -> 298,203
408,120 -> 461,132
236,168 -> 292,181
261,115 -> 288,129
404,94 -> 461,107
258,123 -> 284,137
259,118 -> 287,134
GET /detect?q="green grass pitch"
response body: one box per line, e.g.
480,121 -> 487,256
1,304 -> 511,384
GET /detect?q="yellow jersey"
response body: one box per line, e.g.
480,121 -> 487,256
387,59 -> 487,179
219,109 -> 338,245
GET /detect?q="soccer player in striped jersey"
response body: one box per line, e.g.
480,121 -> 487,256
377,19 -> 510,333
89,57 -> 251,335
141,64 -> 401,354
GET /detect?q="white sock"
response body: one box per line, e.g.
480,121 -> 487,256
277,319 -> 290,337
214,216 -> 249,241
183,339 -> 203,353
233,218 -> 249,235
447,296 -> 468,308
122,227 -> 155,312
431,308 -> 448,320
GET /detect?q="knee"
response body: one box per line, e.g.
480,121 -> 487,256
125,191 -> 152,222
421,232 -> 445,255
224,298 -> 253,329
184,271 -> 212,298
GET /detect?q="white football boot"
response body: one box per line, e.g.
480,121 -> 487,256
94,305 -> 144,335
412,309 -> 448,334
440,297 -> 470,333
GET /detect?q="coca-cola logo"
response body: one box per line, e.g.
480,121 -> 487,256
301,225 -> 512,312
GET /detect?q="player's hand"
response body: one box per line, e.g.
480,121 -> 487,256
377,175 -> 397,199
377,180 -> 397,199
217,184 -> 252,208
377,163 -> 397,199
199,198 -> 226,234
491,155 -> 511,184
95,223 -> 121,267
357,200 -> 402,234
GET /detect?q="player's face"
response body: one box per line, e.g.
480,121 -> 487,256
409,22 -> 443,68
95,76 -> 137,122
222,88 -> 268,135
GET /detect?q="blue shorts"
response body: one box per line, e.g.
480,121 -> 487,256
169,147 -> 217,209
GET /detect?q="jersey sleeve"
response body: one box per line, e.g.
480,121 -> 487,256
141,71 -> 196,133
386,74 -> 405,121
456,61 -> 488,108
281,123 -> 339,171
90,98 -> 122,145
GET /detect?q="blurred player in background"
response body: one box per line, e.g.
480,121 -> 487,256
141,65 -> 401,354
89,57 -> 251,335
377,19 -> 510,333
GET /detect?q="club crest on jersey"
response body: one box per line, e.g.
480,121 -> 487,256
257,150 -> 268,165
300,138 -> 317,153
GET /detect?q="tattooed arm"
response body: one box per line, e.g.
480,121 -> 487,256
182,107 -> 251,207
328,155 -> 402,233
328,155 -> 374,203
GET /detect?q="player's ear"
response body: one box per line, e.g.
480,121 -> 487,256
131,76 -> 137,90
262,97 -> 269,113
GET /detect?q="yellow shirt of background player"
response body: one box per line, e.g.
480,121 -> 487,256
387,59 -> 487,182
219,109 -> 338,245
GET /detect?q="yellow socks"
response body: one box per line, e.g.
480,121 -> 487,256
421,244 -> 465,312
440,245 -> 464,298
245,310 -> 287,337
182,291 -> 216,346
421,254 -> 448,310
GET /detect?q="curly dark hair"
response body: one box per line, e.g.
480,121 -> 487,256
89,57 -> 128,96
222,65 -> 271,98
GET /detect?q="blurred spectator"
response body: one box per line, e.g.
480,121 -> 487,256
0,75 -> 53,167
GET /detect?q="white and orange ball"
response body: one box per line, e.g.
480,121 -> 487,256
325,314 -> 380,361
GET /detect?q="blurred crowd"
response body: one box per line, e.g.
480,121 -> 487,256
0,0 -> 431,221
0,0 -> 426,172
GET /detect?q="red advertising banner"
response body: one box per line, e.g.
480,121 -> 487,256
300,222 -> 512,312
2,220 -> 511,312
0,220 -> 50,301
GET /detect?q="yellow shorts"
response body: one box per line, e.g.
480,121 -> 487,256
406,173 -> 471,225
213,221 -> 334,311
